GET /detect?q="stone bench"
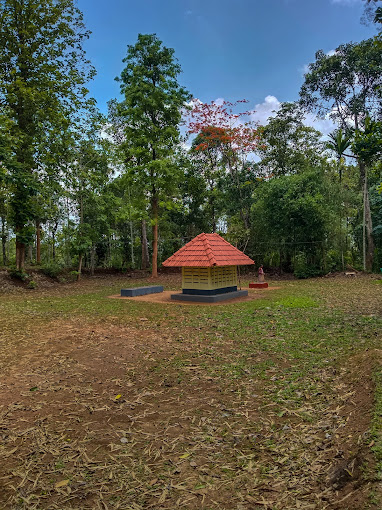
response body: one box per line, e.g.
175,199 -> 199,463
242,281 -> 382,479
121,286 -> 164,297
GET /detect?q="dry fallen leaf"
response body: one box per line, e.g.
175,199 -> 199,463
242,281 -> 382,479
55,479 -> 69,488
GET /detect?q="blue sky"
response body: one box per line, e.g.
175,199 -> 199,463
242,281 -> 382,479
78,0 -> 376,131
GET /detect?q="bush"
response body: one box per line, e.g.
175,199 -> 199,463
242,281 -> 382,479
40,262 -> 63,279
8,267 -> 29,281
69,270 -> 79,280
325,249 -> 342,273
27,280 -> 37,289
293,253 -> 323,279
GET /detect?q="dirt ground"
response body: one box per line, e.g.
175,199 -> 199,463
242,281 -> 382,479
108,287 -> 281,306
0,272 -> 381,509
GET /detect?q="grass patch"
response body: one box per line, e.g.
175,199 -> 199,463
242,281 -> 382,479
274,295 -> 318,308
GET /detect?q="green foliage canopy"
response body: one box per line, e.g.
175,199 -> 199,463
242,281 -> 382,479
300,38 -> 382,129
0,0 -> 95,267
251,170 -> 340,275
257,102 -> 324,177
111,33 -> 191,275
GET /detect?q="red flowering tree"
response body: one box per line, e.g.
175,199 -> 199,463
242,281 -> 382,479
188,100 -> 261,172
187,99 -> 263,230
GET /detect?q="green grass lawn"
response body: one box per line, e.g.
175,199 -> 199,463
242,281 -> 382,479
0,274 -> 381,509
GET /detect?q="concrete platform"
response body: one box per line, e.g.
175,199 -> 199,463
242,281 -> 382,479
121,285 -> 164,297
249,282 -> 269,289
170,290 -> 248,303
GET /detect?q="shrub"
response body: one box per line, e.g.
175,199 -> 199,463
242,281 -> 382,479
293,253 -> 322,279
8,267 -> 29,281
69,270 -> 79,280
325,249 -> 342,273
40,262 -> 63,279
27,280 -> 37,289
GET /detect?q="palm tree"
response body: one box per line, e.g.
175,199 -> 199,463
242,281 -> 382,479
326,129 -> 352,183
326,129 -> 353,270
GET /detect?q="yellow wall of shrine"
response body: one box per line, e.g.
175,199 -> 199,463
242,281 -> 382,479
182,266 -> 237,290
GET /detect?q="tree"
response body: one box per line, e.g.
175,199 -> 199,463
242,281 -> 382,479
326,129 -> 352,183
0,165 -> 8,266
162,146 -> 209,238
257,102 -> 324,177
362,0 -> 382,42
188,128 -> 225,233
0,112 -> 13,265
352,117 -> 382,269
221,162 -> 261,249
250,170 -> 340,276
187,99 -> 261,230
326,128 -> 353,269
0,0 -> 95,270
65,115 -> 112,279
300,38 -> 382,270
112,33 -> 191,277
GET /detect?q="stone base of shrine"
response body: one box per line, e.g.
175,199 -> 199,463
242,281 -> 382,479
171,290 -> 248,303
249,282 -> 269,289
121,286 -> 164,297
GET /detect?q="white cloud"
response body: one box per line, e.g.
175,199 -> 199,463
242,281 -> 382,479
250,95 -> 336,135
304,112 -> 336,136
331,0 -> 361,4
250,95 -> 281,125
213,97 -> 225,106
186,98 -> 202,108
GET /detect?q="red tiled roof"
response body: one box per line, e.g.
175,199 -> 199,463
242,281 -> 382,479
162,233 -> 254,267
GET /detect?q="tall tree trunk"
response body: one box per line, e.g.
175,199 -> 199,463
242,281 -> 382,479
141,219 -> 149,270
151,196 -> 158,278
232,164 -> 250,231
77,254 -> 83,281
16,231 -> 26,271
130,221 -> 135,268
90,245 -> 96,276
211,193 -> 216,233
1,216 -> 7,266
52,221 -> 58,261
360,162 -> 375,271
240,209 -> 249,231
363,173 -> 366,271
108,236 -> 112,267
36,220 -> 41,264
364,173 -> 374,271
66,197 -> 71,266
77,195 -> 84,281
52,232 -> 56,261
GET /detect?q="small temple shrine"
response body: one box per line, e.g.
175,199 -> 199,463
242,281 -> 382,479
162,233 -> 254,302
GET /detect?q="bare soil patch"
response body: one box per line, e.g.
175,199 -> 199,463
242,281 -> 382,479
108,286 -> 281,306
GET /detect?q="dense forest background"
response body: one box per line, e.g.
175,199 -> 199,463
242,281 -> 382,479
0,0 -> 381,281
